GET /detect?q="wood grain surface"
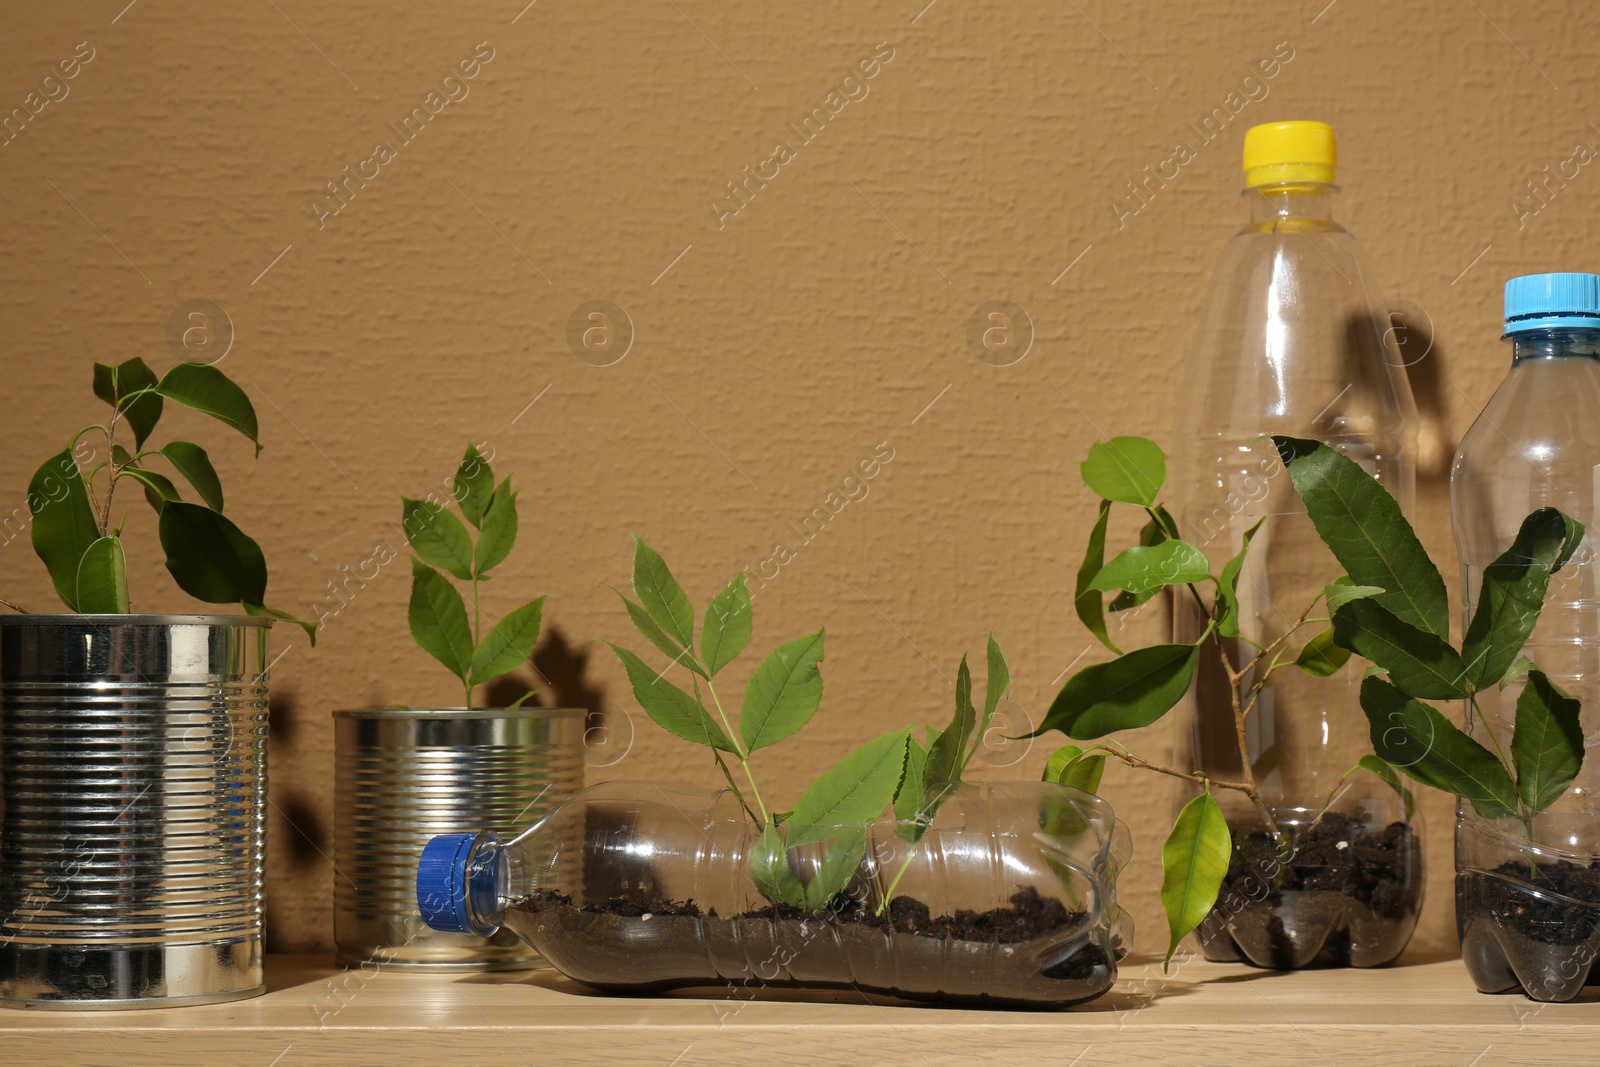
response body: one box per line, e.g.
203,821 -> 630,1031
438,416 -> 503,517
2,954 -> 1594,1066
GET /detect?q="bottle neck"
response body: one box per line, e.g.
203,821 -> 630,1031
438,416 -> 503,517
1509,328 -> 1600,363
1245,182 -> 1339,226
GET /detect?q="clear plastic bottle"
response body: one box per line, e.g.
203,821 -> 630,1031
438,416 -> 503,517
1172,121 -> 1422,967
416,780 -> 1130,1007
1451,272 -> 1600,1002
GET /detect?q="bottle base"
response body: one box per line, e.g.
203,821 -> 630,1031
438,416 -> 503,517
1457,864 -> 1600,1002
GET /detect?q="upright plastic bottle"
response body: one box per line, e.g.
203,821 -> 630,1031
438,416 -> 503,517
1172,121 -> 1421,968
1452,272 -> 1600,1002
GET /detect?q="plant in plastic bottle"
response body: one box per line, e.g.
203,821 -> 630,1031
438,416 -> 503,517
416,536 -> 1130,1007
1041,433 -> 1581,971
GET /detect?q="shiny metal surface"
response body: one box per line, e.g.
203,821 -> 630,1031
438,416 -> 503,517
0,614 -> 271,1008
333,707 -> 583,971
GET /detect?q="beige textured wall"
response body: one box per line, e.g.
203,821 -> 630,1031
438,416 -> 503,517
3,0 -> 1598,958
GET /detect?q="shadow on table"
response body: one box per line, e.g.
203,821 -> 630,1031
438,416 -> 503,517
458,966 -> 1196,1015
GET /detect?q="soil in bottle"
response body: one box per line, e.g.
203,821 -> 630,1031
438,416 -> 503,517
505,884 -> 1118,1008
1197,812 -> 1420,969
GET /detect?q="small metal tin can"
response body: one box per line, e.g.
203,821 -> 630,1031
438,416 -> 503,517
333,706 -> 583,971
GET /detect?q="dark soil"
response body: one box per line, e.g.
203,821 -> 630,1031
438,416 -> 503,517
505,884 -> 1119,1007
1458,859 -> 1600,1002
1196,812 -> 1421,969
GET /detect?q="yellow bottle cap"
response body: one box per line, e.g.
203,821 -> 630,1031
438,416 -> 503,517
1242,121 -> 1337,187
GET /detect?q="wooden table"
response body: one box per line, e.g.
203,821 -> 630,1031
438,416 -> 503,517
1,953 -> 1594,1066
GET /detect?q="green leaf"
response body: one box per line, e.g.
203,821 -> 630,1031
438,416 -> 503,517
1511,669 -> 1584,813
1216,518 -> 1264,638
1273,435 -> 1448,639
474,484 -> 518,576
631,535 -> 696,650
740,630 -> 825,754
1160,791 -> 1231,968
701,574 -> 753,676
980,634 -> 1010,756
613,589 -> 706,677
154,362 -> 259,452
786,729 -> 910,848
406,558 -> 473,682
1359,675 -> 1518,819
925,655 -> 977,785
1357,754 -> 1416,821
1039,644 -> 1199,740
1080,436 -> 1166,506
1462,509 -> 1584,692
1088,540 -> 1211,596
454,444 -> 496,527
243,602 -> 318,646
1109,510 -> 1173,612
1292,628 -> 1351,677
158,501 -> 268,604
1331,597 -> 1470,699
74,536 -> 128,613
1325,577 -> 1385,613
608,643 -> 737,752
803,825 -> 868,912
893,736 -> 930,829
93,358 -> 163,449
120,466 -> 182,513
401,497 -> 475,581
751,824 -> 805,907
1074,500 -> 1119,653
1043,744 -> 1106,794
158,441 -> 224,511
29,449 -> 101,610
1499,655 -> 1537,690
470,596 -> 546,685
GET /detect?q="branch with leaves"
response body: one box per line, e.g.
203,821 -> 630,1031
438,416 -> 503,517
1039,434 -> 1582,967
401,444 -> 545,711
13,357 -> 313,639
610,536 -> 1010,913
1274,436 -> 1585,837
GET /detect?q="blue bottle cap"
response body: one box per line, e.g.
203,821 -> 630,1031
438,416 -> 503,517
417,833 -> 479,933
1504,272 -> 1600,334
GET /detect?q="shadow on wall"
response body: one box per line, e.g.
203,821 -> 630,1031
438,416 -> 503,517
1393,305 -> 1451,487
482,627 -> 613,766
265,690 -> 330,952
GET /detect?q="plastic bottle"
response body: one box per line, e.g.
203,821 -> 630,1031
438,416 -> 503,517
1171,121 -> 1422,968
416,780 -> 1130,1007
1451,272 -> 1600,1002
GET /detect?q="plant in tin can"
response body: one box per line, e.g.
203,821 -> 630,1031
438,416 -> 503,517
10,357 -> 312,639
399,443 -> 544,710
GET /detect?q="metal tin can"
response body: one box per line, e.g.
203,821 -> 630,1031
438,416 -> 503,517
333,707 -> 583,971
0,614 -> 271,1008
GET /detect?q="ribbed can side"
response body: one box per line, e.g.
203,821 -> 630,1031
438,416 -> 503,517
0,615 -> 270,1008
333,707 -> 584,970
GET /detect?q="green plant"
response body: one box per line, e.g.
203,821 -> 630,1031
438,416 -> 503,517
11,357 -> 312,638
1275,437 -> 1584,837
611,536 -> 1008,912
401,443 -> 544,710
1039,434 -> 1581,966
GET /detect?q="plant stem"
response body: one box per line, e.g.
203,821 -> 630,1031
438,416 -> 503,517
1467,693 -> 1513,770
0,597 -> 31,614
713,751 -> 761,824
705,677 -> 769,825
1104,744 -> 1254,795
1216,634 -> 1281,840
